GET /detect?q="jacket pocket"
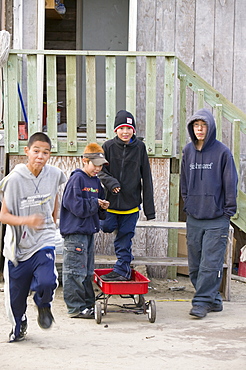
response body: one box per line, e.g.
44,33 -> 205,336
185,194 -> 222,219
63,241 -> 86,275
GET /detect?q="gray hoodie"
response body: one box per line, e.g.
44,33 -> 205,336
0,163 -> 66,263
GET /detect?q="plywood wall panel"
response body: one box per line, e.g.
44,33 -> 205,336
233,0 -> 246,156
194,0 -> 215,84
9,155 -> 170,278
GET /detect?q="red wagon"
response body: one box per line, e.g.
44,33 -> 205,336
93,268 -> 156,324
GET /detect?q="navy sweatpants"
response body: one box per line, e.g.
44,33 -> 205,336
5,248 -> 58,338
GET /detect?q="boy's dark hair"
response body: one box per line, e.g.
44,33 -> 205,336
27,132 -> 52,149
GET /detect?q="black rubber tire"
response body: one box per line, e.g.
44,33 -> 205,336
147,300 -> 156,323
134,294 -> 145,307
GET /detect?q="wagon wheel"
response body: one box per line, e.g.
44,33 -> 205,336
146,300 -> 156,323
134,294 -> 145,307
95,301 -> 102,324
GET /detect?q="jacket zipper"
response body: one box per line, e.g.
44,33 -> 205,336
117,144 -> 126,209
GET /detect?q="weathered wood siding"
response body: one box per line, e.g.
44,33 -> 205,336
136,0 -> 246,190
137,0 -> 246,138
9,155 -> 170,278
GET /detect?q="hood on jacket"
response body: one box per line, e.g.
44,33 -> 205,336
0,164 -> 39,192
187,108 -> 216,151
69,168 -> 99,179
0,164 -> 48,184
70,168 -> 83,177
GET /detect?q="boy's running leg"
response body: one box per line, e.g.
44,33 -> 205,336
5,259 -> 33,342
31,248 -> 58,329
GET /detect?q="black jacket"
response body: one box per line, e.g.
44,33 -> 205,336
98,135 -> 155,220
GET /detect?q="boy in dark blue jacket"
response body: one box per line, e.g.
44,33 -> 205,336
98,110 -> 155,281
60,143 -> 109,318
181,108 -> 238,318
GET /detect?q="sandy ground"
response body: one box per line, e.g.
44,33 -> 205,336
1,273 -> 246,370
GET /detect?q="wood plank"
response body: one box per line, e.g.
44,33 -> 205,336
233,0 -> 246,115
16,140 -> 173,158
175,0 -> 195,68
27,54 -> 38,136
215,104 -> 222,142
126,56 -> 136,117
156,0 -> 175,51
46,55 -> 58,152
232,190 -> 246,231
175,0 -> 195,124
3,64 -> 9,148
136,0 -> 156,51
162,56 -> 175,156
10,50 -> 176,58
232,119 -> 240,222
232,119 -> 240,176
136,220 -> 185,229
155,1 -> 175,141
135,56 -> 146,138
105,56 -> 116,140
7,54 -> 19,153
213,0 -> 234,147
197,89 -> 204,110
66,55 -> 77,151
85,56 -> 96,143
167,172 -> 180,278
194,0 -> 215,84
55,253 -> 189,266
179,74 -> 187,162
214,0 -> 234,101
145,56 -> 156,155
56,254 -> 228,269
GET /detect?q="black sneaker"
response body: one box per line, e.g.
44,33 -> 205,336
9,315 -> 27,342
209,303 -> 223,312
189,305 -> 208,318
71,308 -> 95,319
100,271 -> 130,281
37,307 -> 54,329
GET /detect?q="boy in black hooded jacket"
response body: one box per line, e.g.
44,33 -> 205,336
98,110 -> 155,281
181,108 -> 238,318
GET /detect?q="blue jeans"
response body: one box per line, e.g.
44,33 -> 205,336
62,234 -> 95,315
100,212 -> 139,279
186,215 -> 230,307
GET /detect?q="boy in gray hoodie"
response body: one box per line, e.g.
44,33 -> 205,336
0,132 -> 66,342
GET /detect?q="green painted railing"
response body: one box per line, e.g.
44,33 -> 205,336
3,49 -> 246,233
3,50 -> 176,157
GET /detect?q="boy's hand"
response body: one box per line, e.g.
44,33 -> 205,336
112,187 -> 121,193
98,199 -> 110,210
25,214 -> 45,229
